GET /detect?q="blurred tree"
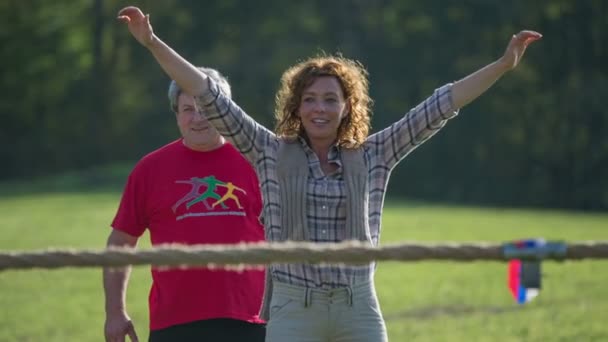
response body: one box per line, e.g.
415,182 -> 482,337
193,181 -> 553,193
0,0 -> 606,209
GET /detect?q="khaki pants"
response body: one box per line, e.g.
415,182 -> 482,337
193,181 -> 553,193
266,280 -> 388,342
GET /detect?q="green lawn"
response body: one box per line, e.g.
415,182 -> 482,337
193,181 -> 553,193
0,192 -> 607,341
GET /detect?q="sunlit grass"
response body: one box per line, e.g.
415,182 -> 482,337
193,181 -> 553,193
0,193 -> 606,341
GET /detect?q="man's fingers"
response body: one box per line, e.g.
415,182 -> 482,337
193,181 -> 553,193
105,334 -> 124,342
106,333 -> 126,342
127,329 -> 139,342
127,322 -> 139,342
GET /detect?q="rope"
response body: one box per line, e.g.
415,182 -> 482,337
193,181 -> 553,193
1,240 -> 607,271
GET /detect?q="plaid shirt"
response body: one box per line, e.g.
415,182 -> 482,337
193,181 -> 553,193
198,79 -> 458,288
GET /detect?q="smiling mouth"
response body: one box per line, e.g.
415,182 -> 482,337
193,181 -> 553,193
192,127 -> 209,132
311,119 -> 330,125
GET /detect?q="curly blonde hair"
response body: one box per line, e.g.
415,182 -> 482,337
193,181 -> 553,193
274,55 -> 372,148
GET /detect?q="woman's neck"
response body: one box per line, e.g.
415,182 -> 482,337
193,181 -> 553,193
308,138 -> 334,162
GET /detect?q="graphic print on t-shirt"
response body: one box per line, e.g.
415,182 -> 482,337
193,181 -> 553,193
171,175 -> 248,220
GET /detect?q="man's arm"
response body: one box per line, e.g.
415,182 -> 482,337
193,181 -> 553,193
103,229 -> 139,342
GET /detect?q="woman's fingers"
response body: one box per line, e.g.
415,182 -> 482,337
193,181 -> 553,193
516,30 -> 542,42
117,6 -> 145,19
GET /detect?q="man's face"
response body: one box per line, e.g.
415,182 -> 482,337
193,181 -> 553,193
175,93 -> 222,151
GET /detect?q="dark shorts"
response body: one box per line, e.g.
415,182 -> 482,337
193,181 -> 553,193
149,318 -> 266,342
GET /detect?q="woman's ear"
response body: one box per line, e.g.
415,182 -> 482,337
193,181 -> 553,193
341,103 -> 351,120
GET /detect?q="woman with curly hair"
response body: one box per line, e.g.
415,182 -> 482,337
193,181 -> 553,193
118,6 -> 541,341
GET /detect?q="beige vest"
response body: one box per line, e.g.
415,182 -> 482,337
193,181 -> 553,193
259,141 -> 371,320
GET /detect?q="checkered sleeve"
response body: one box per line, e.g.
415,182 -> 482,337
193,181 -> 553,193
196,77 -> 275,164
367,83 -> 459,169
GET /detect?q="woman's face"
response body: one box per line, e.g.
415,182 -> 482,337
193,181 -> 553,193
297,76 -> 349,146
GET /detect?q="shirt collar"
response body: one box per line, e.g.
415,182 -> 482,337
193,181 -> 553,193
297,136 -> 342,165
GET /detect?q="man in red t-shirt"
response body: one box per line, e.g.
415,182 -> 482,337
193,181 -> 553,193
103,68 -> 266,342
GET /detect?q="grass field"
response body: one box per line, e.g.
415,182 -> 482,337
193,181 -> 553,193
0,187 -> 607,341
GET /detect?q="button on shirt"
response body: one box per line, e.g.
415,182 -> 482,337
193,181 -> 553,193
303,140 -> 345,243
197,79 -> 459,289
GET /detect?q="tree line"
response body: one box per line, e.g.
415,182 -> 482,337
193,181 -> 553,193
1,0 -> 606,210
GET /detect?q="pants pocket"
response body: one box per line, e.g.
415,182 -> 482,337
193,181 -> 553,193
270,296 -> 294,318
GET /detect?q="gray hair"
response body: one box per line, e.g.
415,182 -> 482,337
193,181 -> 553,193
168,67 -> 232,112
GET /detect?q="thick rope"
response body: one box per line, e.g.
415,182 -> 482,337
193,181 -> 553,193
0,241 -> 607,271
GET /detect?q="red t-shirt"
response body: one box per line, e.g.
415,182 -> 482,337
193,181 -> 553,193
112,139 -> 265,330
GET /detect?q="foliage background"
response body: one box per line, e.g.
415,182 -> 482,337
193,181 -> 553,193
1,0 -> 607,210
